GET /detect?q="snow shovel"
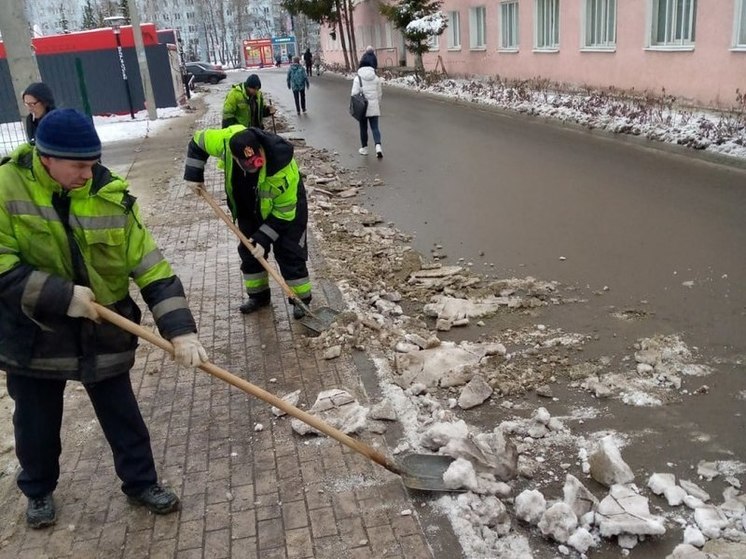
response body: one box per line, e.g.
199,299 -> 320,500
269,100 -> 277,133
92,302 -> 456,491
191,185 -> 339,334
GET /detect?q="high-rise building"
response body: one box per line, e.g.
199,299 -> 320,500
22,0 -> 285,66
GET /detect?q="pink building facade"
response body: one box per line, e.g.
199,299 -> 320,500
321,0 -> 746,108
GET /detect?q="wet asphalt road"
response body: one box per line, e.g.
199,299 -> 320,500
202,70 -> 746,557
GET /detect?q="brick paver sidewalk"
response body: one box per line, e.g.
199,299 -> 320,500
0,116 -> 457,559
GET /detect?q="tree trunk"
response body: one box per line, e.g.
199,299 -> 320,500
334,0 -> 350,70
346,0 -> 358,62
414,51 -> 425,75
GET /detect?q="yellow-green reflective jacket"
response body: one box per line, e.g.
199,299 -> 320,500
222,85 -> 267,129
186,126 -> 302,236
0,144 -> 196,381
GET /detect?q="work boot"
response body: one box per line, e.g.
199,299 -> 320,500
240,293 -> 271,314
26,494 -> 56,529
127,484 -> 180,515
290,296 -> 312,320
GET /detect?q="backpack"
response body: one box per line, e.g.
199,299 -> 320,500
349,76 -> 368,121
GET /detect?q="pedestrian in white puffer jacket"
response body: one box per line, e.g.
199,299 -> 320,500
351,59 -> 383,158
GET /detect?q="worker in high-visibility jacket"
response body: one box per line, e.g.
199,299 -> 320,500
184,125 -> 312,318
0,109 -> 208,529
221,74 -> 275,129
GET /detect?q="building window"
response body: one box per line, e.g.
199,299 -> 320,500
427,33 -> 439,50
470,6 -> 487,49
500,1 -> 519,50
384,23 -> 393,48
535,0 -> 560,50
448,11 -> 461,49
584,0 -> 616,48
736,0 -> 746,47
650,0 -> 697,46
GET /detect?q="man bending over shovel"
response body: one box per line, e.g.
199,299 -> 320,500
184,126 -> 312,318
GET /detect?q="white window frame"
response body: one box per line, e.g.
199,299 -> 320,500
427,33 -> 440,50
500,1 -> 519,51
582,0 -> 616,50
647,0 -> 697,50
448,11 -> 461,50
470,6 -> 487,50
535,0 -> 560,51
734,0 -> 746,50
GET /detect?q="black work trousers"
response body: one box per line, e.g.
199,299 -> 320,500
7,372 -> 157,498
236,212 -> 309,297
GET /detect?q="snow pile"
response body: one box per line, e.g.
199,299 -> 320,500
384,75 -> 746,162
579,334 -> 713,407
287,125 -> 744,557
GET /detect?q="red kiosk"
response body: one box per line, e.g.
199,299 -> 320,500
242,39 -> 273,68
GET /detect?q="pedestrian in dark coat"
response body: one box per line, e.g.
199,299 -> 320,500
21,82 -> 56,144
287,57 -> 310,114
303,48 -> 313,77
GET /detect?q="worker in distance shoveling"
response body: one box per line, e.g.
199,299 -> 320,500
184,126 -> 313,318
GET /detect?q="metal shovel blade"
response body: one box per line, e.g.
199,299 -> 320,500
299,306 -> 339,334
398,454 -> 458,492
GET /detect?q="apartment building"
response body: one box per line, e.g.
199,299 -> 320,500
22,0 -> 282,66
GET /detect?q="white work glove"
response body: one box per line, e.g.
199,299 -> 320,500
171,333 -> 208,367
248,238 -> 266,259
66,285 -> 98,321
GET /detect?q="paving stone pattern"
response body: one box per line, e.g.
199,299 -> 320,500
0,131 -> 437,559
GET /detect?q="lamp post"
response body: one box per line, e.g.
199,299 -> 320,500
104,15 -> 135,119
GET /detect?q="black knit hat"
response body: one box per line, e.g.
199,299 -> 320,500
35,109 -> 101,161
22,82 -> 56,108
245,74 -> 262,89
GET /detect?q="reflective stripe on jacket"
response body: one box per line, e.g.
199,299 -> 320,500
185,126 -> 302,238
0,144 -> 196,381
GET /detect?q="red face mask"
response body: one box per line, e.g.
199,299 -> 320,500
241,154 -> 265,171
234,145 -> 264,172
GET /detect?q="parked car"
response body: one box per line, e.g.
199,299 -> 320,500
185,62 -> 227,85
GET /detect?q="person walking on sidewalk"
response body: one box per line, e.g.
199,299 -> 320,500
287,56 -> 310,115
302,47 -> 313,77
352,56 -> 383,158
184,125 -> 312,318
0,109 -> 209,529
222,74 -> 276,129
21,82 -> 56,144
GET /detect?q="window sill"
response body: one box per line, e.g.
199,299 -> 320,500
730,46 -> 746,52
498,48 -> 519,53
644,45 -> 695,52
533,48 -> 559,53
447,47 -> 462,51
580,47 -> 616,53
469,46 -> 487,51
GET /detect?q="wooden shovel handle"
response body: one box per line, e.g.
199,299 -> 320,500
92,303 -> 400,475
191,185 -> 312,317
